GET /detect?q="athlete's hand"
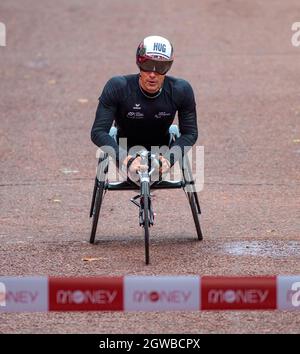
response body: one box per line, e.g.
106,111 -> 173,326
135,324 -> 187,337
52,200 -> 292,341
158,156 -> 171,174
122,155 -> 148,182
150,155 -> 171,182
129,156 -> 148,174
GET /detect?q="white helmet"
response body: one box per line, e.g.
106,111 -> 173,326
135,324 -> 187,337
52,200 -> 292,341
136,35 -> 174,75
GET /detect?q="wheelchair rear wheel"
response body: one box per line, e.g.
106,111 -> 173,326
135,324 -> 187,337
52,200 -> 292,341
187,191 -> 203,240
90,181 -> 105,244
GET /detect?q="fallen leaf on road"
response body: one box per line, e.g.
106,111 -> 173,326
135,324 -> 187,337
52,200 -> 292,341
267,229 -> 276,233
60,168 -> 79,174
53,199 -> 61,203
293,139 -> 300,143
78,98 -> 89,104
82,257 -> 103,262
48,79 -> 56,85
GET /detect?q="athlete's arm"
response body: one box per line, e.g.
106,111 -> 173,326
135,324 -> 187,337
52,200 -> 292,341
91,77 -> 128,165
168,80 -> 198,165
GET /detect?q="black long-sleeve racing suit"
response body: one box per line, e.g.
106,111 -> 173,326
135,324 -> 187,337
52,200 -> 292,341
91,74 -> 198,166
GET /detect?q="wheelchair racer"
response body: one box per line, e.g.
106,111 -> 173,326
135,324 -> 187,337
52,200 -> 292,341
91,35 -> 198,179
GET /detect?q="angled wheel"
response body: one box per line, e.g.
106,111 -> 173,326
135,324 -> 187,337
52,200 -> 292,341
89,178 -> 98,218
90,152 -> 108,244
90,181 -> 105,244
182,154 -> 203,240
187,191 -> 203,240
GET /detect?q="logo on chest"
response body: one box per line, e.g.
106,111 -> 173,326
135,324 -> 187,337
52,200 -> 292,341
133,104 -> 141,110
154,112 -> 171,119
127,103 -> 144,119
127,111 -> 144,119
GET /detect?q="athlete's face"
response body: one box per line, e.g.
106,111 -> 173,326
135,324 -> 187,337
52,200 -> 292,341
139,70 -> 165,94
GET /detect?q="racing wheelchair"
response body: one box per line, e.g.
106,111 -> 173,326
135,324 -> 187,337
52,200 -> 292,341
89,125 -> 203,264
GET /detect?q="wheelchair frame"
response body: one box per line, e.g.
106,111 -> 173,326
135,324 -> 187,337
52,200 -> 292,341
89,130 -> 203,265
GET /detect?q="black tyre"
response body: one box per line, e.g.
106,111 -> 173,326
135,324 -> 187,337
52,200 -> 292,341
89,178 -> 98,218
182,155 -> 203,240
188,192 -> 203,240
141,181 -> 150,265
90,181 -> 105,244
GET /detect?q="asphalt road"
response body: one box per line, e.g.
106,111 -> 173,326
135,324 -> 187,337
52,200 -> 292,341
0,0 -> 300,333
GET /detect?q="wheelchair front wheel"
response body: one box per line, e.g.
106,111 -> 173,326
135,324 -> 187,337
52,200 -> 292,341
141,181 -> 150,265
